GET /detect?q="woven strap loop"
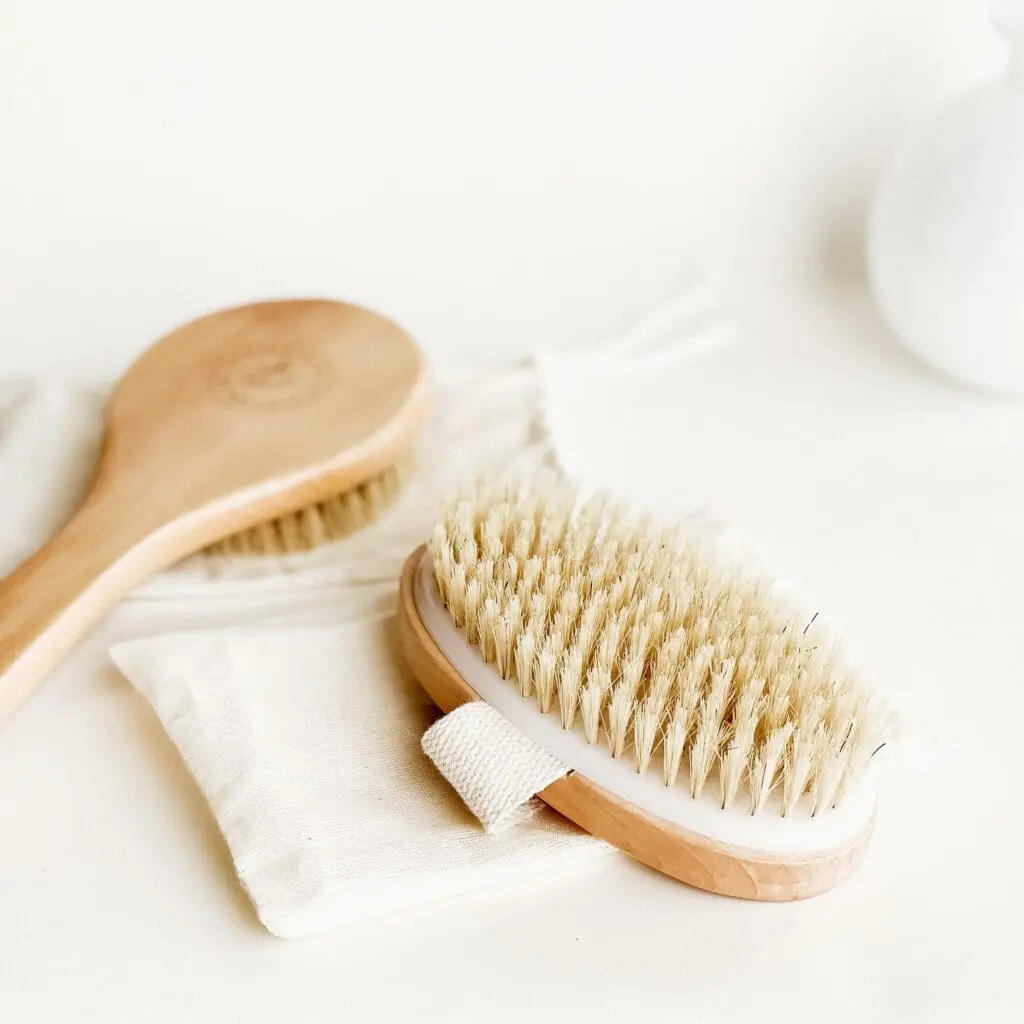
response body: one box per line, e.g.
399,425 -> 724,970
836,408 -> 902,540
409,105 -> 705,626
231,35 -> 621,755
422,702 -> 569,833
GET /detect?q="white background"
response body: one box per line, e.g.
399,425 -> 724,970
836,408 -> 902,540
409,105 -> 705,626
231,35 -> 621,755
0,0 -> 1004,378
2,2 -> 1022,1022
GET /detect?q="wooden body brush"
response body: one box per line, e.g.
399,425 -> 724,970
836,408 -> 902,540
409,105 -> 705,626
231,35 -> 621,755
397,476 -> 888,900
0,299 -> 427,724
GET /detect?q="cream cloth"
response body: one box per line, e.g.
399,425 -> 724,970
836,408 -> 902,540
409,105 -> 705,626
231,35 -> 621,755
109,621 -> 604,938
0,282 -> 729,937
0,382 -> 105,578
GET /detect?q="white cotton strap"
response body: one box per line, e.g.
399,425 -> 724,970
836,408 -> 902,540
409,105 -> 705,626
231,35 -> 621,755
422,702 -> 569,833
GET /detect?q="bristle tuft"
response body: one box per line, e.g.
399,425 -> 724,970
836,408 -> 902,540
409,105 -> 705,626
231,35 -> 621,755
204,464 -> 406,557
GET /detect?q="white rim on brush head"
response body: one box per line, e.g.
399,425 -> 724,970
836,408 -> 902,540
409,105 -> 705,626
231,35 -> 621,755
415,550 -> 879,857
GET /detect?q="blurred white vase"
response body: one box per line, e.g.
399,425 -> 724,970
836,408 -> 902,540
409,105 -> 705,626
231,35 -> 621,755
867,8 -> 1024,395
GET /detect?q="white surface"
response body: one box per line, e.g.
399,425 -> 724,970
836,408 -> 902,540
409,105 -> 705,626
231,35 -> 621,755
415,550 -> 878,853
1,1 -> 1022,1022
3,293 -> 1023,1023
0,0 -> 1004,380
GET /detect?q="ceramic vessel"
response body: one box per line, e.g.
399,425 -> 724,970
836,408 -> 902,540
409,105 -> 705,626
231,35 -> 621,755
867,12 -> 1024,395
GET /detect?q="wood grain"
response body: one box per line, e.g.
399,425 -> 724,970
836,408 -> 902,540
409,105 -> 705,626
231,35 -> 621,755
397,546 -> 875,901
0,299 -> 428,724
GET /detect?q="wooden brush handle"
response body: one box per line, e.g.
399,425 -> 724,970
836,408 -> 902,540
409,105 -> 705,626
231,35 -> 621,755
0,493 -> 159,723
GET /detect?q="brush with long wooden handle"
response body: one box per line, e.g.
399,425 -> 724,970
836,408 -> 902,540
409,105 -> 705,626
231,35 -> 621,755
0,299 -> 428,724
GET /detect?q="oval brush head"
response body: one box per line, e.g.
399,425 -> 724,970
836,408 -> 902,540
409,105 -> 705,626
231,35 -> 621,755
397,476 -> 889,900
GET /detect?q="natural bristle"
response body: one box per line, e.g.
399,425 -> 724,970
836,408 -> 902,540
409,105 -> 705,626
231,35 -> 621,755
204,464 -> 405,557
429,476 -> 886,818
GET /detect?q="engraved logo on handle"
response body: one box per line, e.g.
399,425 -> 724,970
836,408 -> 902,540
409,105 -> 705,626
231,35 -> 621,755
212,344 -> 328,407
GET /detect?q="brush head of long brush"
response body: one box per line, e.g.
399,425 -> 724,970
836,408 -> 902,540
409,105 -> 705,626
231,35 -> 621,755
427,475 -> 888,822
204,462 -> 407,557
